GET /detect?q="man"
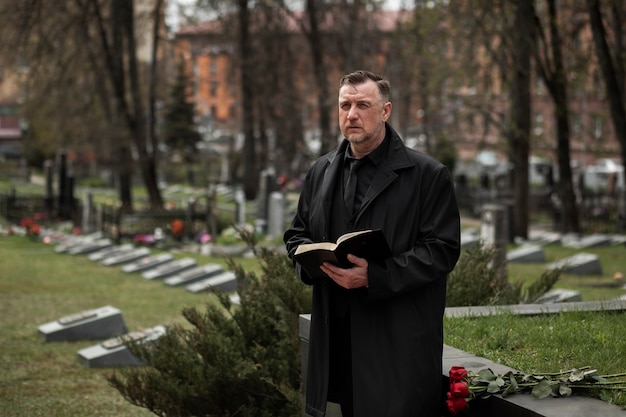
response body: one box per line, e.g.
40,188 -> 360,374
284,70 -> 461,417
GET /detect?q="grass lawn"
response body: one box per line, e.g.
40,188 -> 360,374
2,186 -> 626,414
0,235 -> 255,417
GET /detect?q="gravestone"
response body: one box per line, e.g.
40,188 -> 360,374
100,247 -> 151,266
67,238 -> 113,255
122,253 -> 174,273
88,244 -> 135,262
142,257 -> 197,280
506,245 -> 545,263
536,289 -> 582,304
480,204 -> 508,277
38,305 -> 128,342
76,325 -> 166,368
163,263 -> 224,287
54,232 -> 104,253
234,189 -> 246,226
267,191 -> 285,238
527,230 -> 561,246
546,252 -> 603,275
562,233 -> 612,249
186,271 -> 237,293
460,229 -> 480,249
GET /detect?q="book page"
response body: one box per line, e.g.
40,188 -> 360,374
294,241 -> 337,255
336,229 -> 373,246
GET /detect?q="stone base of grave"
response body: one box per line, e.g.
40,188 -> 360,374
186,271 -> 237,293
38,305 -> 128,342
142,257 -> 197,280
76,325 -> 166,368
163,264 -> 224,286
546,252 -> 602,275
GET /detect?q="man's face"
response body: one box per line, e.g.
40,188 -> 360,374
338,80 -> 391,149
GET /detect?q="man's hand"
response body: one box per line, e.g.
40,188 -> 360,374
321,254 -> 369,289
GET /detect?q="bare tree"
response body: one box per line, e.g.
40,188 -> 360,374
586,0 -> 626,211
0,0 -> 166,210
509,0 -> 534,239
534,0 -> 581,233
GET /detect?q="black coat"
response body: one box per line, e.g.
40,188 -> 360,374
284,124 -> 461,417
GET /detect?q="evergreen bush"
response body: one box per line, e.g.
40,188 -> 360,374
446,244 -> 561,306
108,229 -> 311,417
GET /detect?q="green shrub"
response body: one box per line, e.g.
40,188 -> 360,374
446,244 -> 560,306
107,230 -> 311,417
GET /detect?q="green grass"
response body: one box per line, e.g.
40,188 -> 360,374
0,235 -> 255,417
445,243 -> 626,409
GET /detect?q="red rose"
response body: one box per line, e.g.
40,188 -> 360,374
449,366 -> 468,383
446,396 -> 468,414
449,381 -> 470,398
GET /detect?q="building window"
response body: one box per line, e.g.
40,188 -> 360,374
210,81 -> 218,97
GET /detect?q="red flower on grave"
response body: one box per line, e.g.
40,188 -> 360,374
171,219 -> 185,236
445,365 -> 626,415
20,217 -> 41,236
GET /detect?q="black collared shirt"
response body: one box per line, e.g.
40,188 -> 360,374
342,135 -> 389,214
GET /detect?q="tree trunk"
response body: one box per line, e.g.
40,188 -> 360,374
510,0 -> 534,240
306,0 -> 335,155
586,0 -> 626,214
536,0 -> 580,233
239,0 -> 258,200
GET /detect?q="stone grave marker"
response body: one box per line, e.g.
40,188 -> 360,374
527,229 -> 561,246
163,263 -> 224,287
122,253 -> 174,273
88,244 -> 135,262
562,233 -> 612,249
186,271 -> 237,293
460,229 -> 481,249
100,247 -> 151,266
536,288 -> 582,304
506,245 -> 545,263
76,325 -> 165,368
546,252 -> 603,275
142,257 -> 197,280
67,238 -> 113,255
38,305 -> 128,342
54,232 -> 103,253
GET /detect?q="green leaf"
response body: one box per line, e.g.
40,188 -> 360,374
559,385 -> 572,397
569,369 -> 585,382
531,379 -> 553,399
496,376 -> 505,387
487,380 -> 502,393
477,368 -> 496,382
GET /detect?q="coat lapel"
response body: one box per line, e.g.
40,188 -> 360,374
356,126 -> 413,218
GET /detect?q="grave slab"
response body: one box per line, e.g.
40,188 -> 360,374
88,244 -> 135,261
142,257 -> 197,280
76,325 -> 166,368
163,263 -> 224,287
506,245 -> 545,263
186,271 -> 237,293
562,233 -> 612,249
460,230 -> 481,249
526,230 -> 562,246
38,305 -> 128,342
54,233 -> 102,253
546,252 -> 602,275
67,238 -> 113,255
536,288 -> 582,304
100,247 -> 151,266
122,253 -> 174,273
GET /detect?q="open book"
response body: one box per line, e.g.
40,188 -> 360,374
293,229 -> 391,279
